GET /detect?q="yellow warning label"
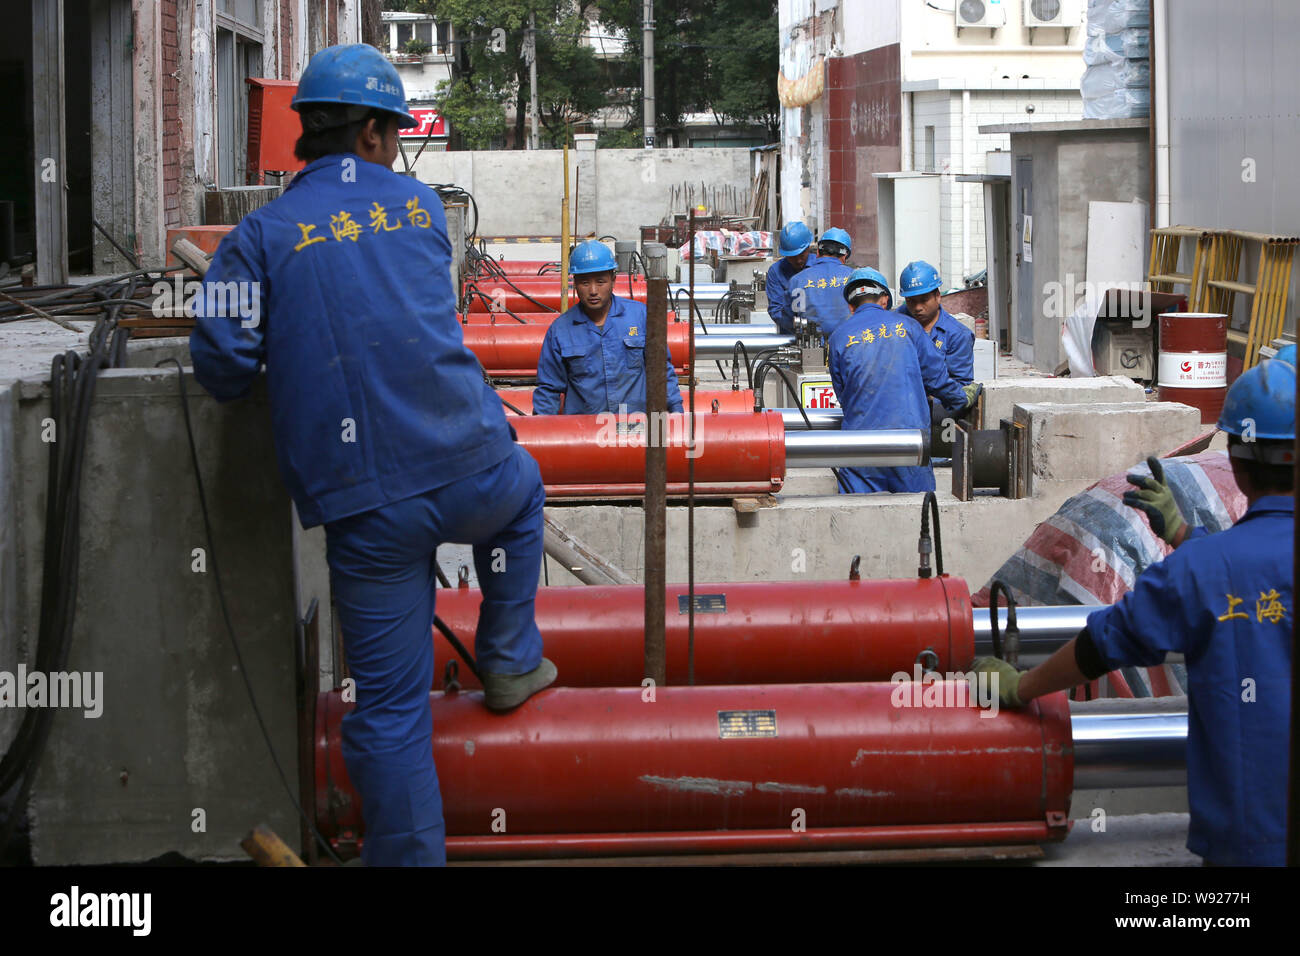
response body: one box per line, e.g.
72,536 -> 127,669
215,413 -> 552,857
718,710 -> 778,739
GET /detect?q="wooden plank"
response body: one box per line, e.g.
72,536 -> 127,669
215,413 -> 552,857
33,0 -> 68,285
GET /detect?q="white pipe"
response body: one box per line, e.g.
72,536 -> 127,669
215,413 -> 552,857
1153,0 -> 1171,228
961,90 -> 970,279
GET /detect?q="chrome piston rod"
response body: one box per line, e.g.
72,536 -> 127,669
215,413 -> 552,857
973,605 -> 1101,656
778,407 -> 843,430
1069,697 -> 1188,789
694,330 -> 794,359
783,430 -> 926,468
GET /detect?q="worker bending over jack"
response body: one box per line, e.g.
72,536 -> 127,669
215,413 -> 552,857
765,221 -> 822,335
896,260 -> 975,385
828,267 -> 980,494
975,346 -> 1296,866
189,44 -> 555,867
792,227 -> 854,339
533,240 -> 683,416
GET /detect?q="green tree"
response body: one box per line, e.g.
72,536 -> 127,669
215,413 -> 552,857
596,0 -> 778,144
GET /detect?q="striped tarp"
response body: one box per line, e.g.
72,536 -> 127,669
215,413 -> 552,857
972,450 -> 1245,701
973,450 -> 1244,608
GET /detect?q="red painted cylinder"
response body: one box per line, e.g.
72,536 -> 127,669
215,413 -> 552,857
432,577 -> 974,689
510,410 -> 784,497
471,260 -> 560,276
466,278 -> 648,312
1158,312 -> 1229,423
464,322 -> 693,377
314,684 -> 1073,858
462,309 -> 678,326
496,387 -> 754,416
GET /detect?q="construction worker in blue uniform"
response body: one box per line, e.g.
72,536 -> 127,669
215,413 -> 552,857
791,227 -> 854,339
188,45 -> 555,867
896,261 -> 975,384
828,268 -> 981,494
533,240 -> 683,416
765,221 -> 822,334
976,346 -> 1296,866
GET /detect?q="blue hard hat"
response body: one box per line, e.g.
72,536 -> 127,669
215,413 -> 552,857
292,44 -> 418,128
844,267 -> 892,309
569,241 -> 617,276
1218,354 -> 1296,449
900,261 -> 942,298
818,227 -> 853,256
778,222 -> 814,257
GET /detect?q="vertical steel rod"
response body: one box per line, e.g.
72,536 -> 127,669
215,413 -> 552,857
644,267 -> 669,686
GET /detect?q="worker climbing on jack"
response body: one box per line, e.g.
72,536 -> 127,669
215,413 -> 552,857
896,261 -> 975,385
791,227 -> 855,339
189,43 -> 555,867
974,346 -> 1296,866
533,240 -> 684,416
765,221 -> 822,334
828,267 -> 981,494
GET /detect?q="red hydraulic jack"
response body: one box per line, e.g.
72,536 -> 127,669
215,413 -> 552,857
430,577 -> 974,688
495,387 -> 755,416
464,322 -> 693,378
315,683 -> 1073,860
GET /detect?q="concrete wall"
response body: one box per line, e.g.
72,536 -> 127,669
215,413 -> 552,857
409,146 -> 754,242
900,0 -> 1084,84
6,369 -> 302,864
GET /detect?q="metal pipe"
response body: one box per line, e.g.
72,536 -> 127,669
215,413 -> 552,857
784,430 -> 925,468
1069,697 -> 1188,789
972,605 -> 1099,653
778,407 -> 843,430
695,333 -> 793,359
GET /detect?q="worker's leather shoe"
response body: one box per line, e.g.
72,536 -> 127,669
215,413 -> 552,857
482,658 -> 557,712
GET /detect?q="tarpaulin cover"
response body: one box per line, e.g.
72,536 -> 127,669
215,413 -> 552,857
973,450 -> 1243,699
679,230 -> 772,261
974,450 -> 1245,608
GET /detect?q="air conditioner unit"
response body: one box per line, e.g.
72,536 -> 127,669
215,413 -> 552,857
1023,0 -> 1073,27
955,0 -> 1006,28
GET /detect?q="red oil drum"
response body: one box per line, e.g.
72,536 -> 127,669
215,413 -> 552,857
1158,312 -> 1228,424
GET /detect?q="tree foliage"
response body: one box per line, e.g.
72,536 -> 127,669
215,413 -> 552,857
383,0 -> 778,148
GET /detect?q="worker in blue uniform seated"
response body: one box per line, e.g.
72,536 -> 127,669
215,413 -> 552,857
188,44 -> 555,867
791,227 -> 854,339
896,261 -> 975,384
533,240 -> 684,416
975,346 -> 1296,866
828,267 -> 981,494
765,221 -> 822,334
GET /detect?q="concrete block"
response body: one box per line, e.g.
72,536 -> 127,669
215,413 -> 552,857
1015,401 -> 1205,493
982,374 -> 1145,421
12,369 -> 299,864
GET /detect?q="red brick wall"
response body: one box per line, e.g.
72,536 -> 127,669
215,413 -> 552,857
825,45 -> 902,269
161,0 -> 181,227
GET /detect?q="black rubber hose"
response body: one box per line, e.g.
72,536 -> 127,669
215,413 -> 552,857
988,580 -> 1018,663
918,490 -> 944,579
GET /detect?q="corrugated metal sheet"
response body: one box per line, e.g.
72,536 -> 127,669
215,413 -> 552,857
1167,0 -> 1300,333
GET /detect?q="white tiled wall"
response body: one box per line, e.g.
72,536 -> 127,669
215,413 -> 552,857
904,89 -> 1083,290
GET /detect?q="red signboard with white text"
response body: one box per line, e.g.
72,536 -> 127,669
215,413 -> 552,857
400,108 -> 447,138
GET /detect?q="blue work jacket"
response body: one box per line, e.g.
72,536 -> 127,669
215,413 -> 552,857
792,258 -> 854,338
533,296 -> 684,416
766,253 -> 822,334
1086,496 -> 1294,866
897,303 -> 976,384
189,154 -> 515,528
828,303 -> 967,493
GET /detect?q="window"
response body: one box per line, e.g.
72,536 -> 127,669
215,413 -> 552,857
216,3 -> 264,186
924,126 -> 936,173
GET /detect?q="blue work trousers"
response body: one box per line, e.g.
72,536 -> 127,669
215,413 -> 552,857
324,444 -> 546,866
837,464 -> 936,494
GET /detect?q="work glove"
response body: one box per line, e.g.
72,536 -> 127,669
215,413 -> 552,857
961,382 -> 983,411
1123,456 -> 1185,545
971,656 -> 1024,708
